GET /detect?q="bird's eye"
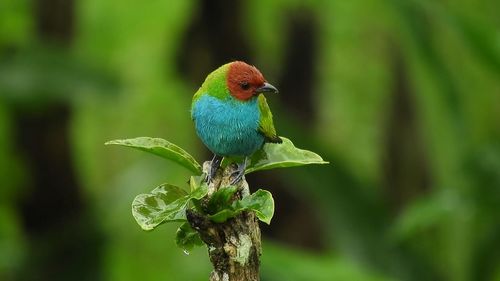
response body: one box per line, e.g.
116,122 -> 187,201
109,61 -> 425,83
240,82 -> 250,90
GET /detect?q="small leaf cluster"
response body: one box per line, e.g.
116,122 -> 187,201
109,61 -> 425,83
105,137 -> 327,252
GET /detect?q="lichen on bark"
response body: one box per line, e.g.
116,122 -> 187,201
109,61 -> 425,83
187,162 -> 261,281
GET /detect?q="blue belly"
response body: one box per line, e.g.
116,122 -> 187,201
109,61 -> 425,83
192,95 -> 264,157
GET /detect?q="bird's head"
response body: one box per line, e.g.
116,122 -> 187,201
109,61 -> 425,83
226,61 -> 278,101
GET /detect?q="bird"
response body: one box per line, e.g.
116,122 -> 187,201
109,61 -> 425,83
191,61 -> 282,184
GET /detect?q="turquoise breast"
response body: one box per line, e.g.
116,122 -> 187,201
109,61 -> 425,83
192,94 -> 264,157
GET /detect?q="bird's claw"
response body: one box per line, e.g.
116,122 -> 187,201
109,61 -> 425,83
207,165 -> 217,183
229,158 -> 248,185
207,155 -> 223,183
229,170 -> 244,185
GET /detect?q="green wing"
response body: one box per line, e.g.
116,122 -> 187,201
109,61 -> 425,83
257,94 -> 282,143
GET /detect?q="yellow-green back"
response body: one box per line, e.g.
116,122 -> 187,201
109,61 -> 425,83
258,94 -> 281,143
192,63 -> 231,107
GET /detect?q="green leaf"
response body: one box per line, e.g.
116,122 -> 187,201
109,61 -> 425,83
190,182 -> 209,200
105,137 -> 202,174
209,189 -> 275,224
206,186 -> 238,214
132,180 -> 210,231
209,209 -> 237,223
245,137 -> 328,174
189,175 -> 204,192
175,222 -> 204,253
132,184 -> 189,231
236,189 -> 275,224
188,176 -> 207,211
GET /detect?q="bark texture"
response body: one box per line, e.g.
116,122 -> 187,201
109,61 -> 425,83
187,162 -> 261,281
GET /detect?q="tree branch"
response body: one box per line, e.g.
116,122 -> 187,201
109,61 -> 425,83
187,162 -> 261,281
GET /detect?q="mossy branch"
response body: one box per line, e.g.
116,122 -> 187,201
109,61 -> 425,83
106,136 -> 327,281
187,162 -> 261,281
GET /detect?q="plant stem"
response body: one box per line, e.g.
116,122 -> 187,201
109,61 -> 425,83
187,162 -> 261,281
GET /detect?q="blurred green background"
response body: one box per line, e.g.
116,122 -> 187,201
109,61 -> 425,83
1,0 -> 499,280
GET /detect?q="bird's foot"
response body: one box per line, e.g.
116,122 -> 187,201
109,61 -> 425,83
207,155 -> 223,183
229,158 -> 248,185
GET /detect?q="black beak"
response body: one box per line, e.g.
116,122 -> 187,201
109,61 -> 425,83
255,82 -> 278,94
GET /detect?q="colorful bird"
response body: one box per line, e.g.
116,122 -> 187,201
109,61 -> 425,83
191,61 -> 282,183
